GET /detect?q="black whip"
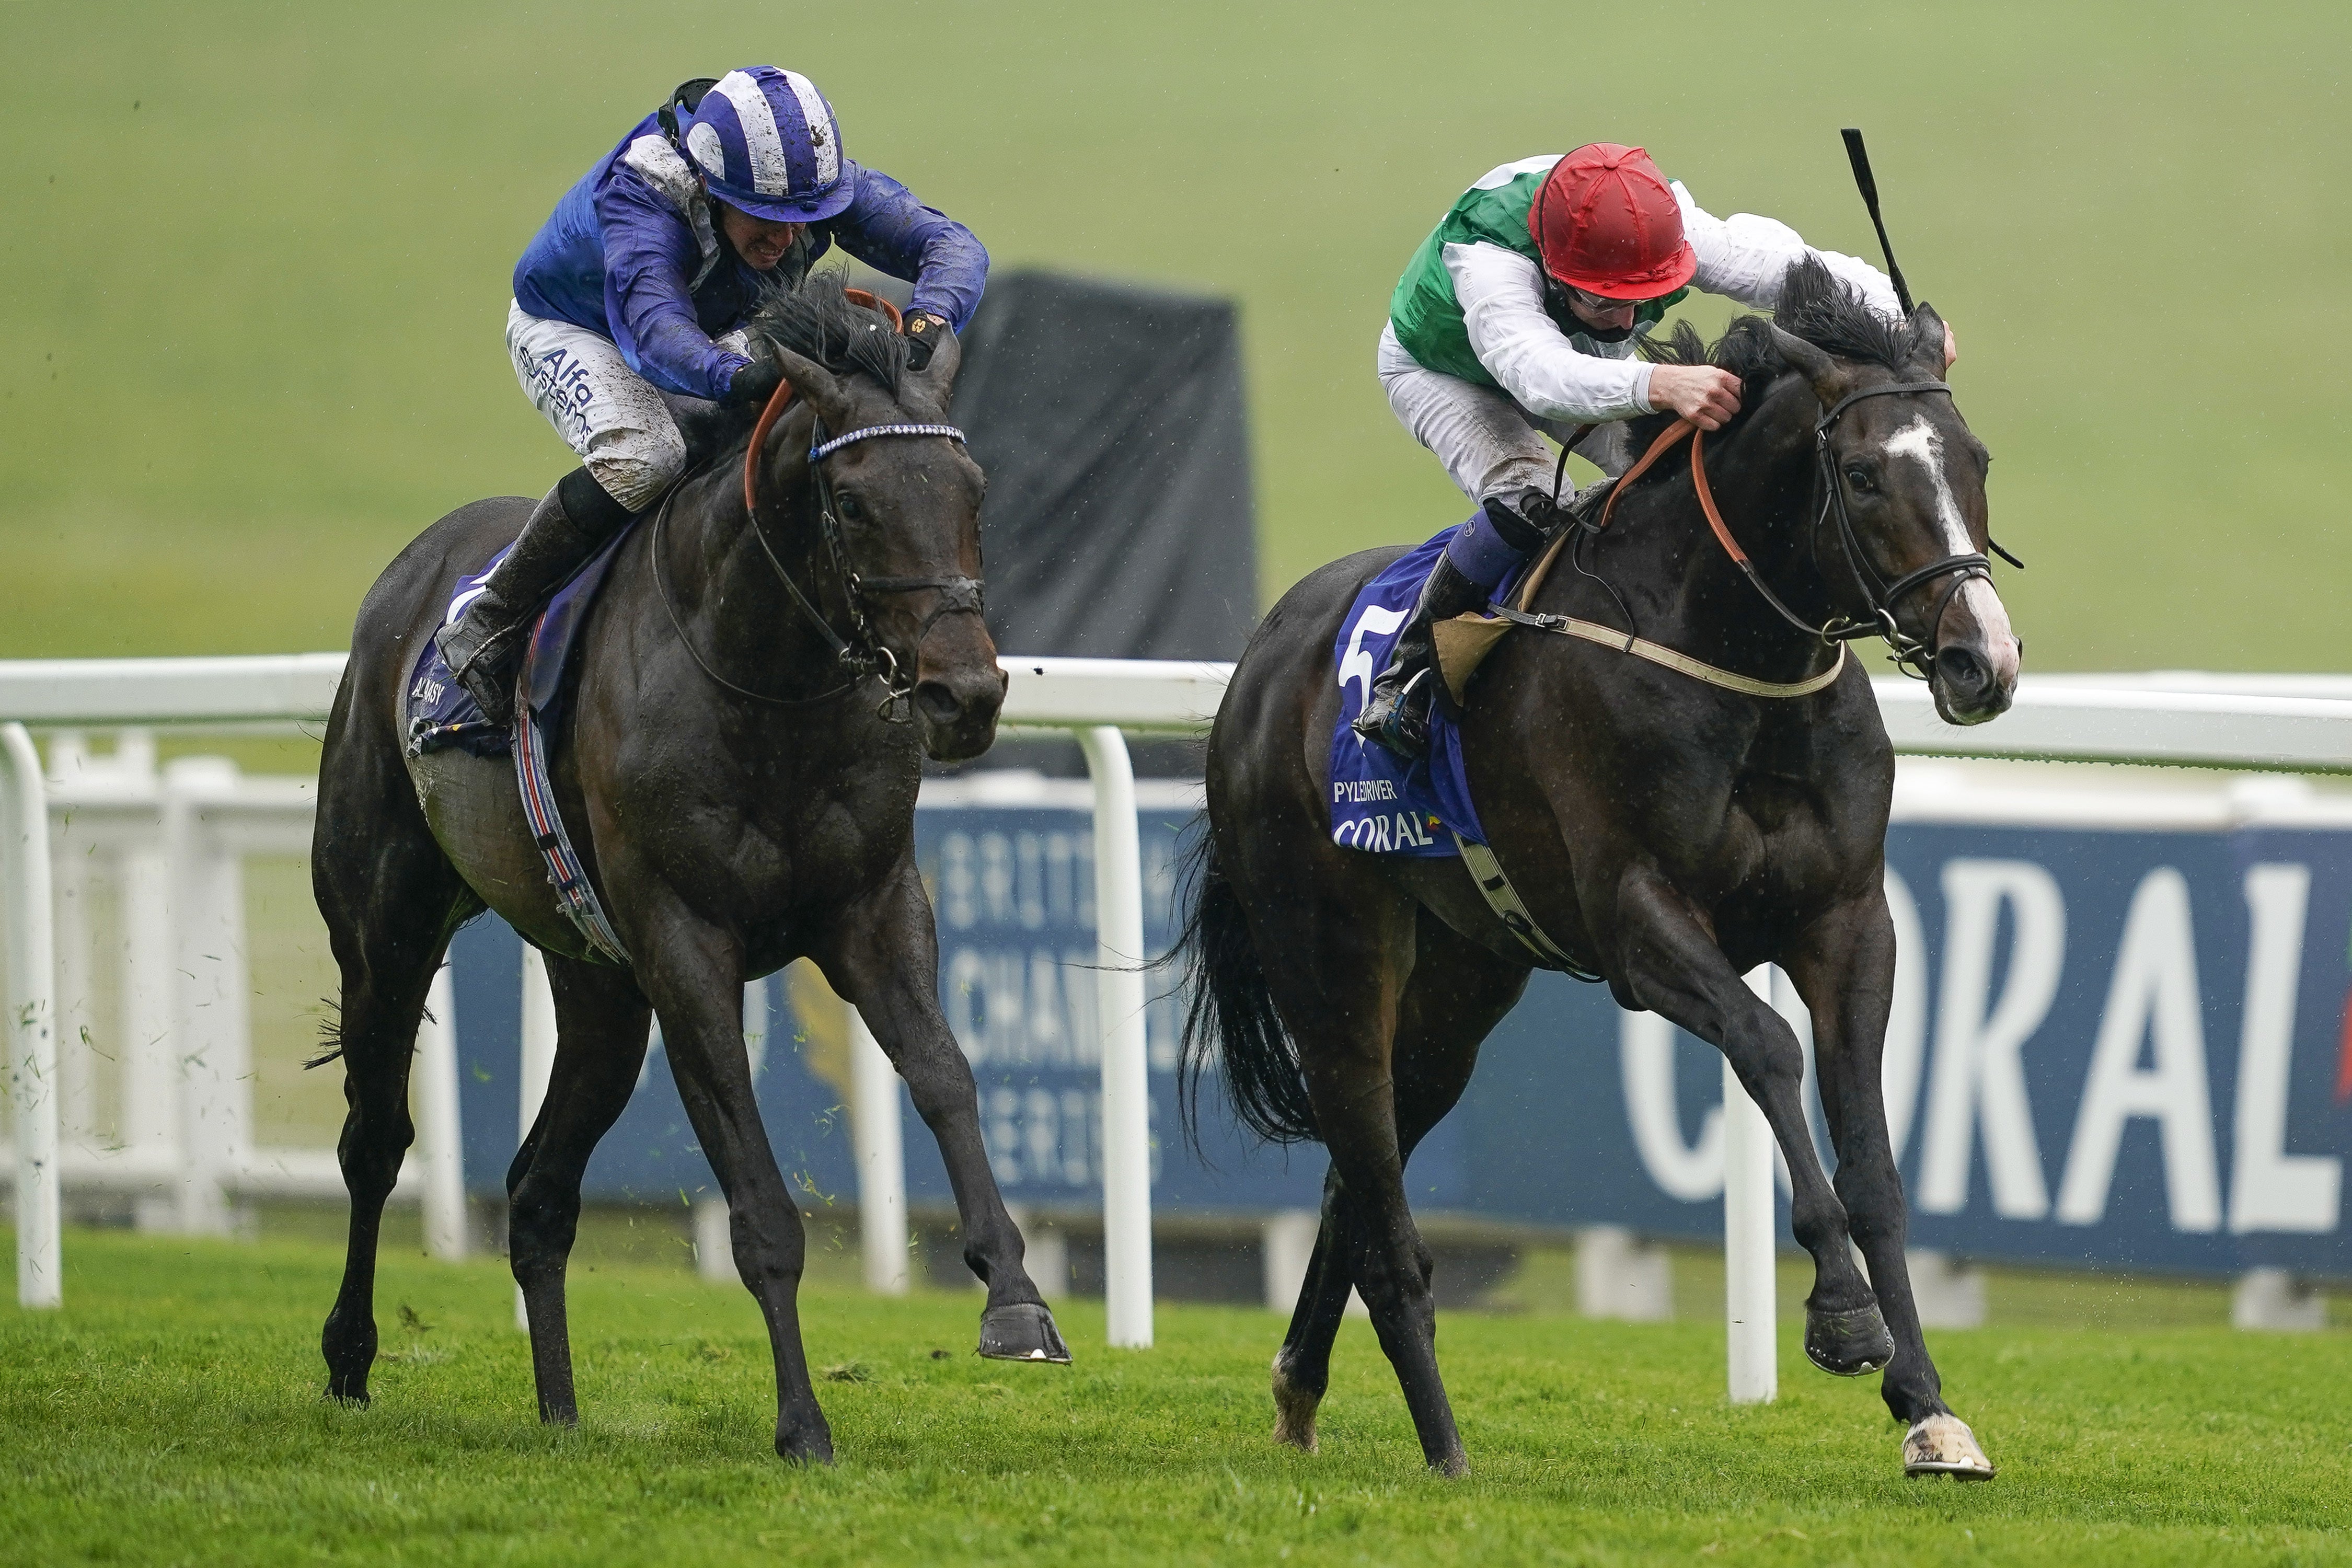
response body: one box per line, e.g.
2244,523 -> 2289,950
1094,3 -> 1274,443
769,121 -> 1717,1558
1840,128 -> 1913,316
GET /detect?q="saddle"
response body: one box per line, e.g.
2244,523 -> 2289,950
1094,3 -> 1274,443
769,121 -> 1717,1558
405,522 -> 640,965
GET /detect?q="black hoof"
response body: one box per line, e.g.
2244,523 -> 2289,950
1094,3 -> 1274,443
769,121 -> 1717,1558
1805,1301 -> 1895,1377
977,1301 -> 1073,1364
322,1379 -> 370,1408
777,1422 -> 836,1466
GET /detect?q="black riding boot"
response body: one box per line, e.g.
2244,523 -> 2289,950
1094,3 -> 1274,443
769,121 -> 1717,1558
1350,554 -> 1492,759
1352,489 -> 1555,759
434,468 -> 632,728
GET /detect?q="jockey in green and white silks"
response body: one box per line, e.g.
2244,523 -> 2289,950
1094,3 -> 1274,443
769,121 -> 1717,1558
1356,143 -> 1928,758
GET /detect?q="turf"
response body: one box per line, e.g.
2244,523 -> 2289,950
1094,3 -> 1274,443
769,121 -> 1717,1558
3,1 -> 2348,670
4,1227 -> 2346,1565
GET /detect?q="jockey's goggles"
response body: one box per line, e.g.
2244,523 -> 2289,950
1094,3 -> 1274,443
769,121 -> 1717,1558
1564,285 -> 1667,314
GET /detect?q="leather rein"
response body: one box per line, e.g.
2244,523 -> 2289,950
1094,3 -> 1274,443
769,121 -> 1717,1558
1513,378 -> 2002,687
654,290 -> 985,717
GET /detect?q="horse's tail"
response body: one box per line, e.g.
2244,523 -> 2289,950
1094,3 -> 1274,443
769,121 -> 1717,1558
1174,819 -> 1320,1148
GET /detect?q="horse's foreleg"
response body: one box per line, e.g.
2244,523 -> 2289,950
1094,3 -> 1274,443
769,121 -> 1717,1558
822,859 -> 1066,1364
1273,912 -> 1525,1455
505,955 -> 650,1425
1787,894 -> 1994,1479
1612,869 -> 1887,1375
633,920 -> 832,1463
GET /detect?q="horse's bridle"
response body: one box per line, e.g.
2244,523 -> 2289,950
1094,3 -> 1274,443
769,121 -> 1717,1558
1546,377 -> 2012,683
743,409 -> 985,715
1801,381 -> 2001,681
654,292 -> 986,718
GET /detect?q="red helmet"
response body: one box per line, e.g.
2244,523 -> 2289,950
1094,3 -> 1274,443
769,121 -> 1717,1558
1529,144 -> 1697,298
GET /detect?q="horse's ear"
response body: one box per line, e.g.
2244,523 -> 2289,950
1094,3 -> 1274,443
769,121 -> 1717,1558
769,345 -> 851,425
1906,301 -> 1949,378
1769,325 -> 1849,405
909,327 -> 962,414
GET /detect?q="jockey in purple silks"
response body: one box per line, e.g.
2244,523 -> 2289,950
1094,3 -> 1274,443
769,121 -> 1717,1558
437,66 -> 988,725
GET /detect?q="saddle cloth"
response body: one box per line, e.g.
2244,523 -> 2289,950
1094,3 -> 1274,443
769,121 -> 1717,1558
1327,526 -> 1501,858
405,522 -> 638,758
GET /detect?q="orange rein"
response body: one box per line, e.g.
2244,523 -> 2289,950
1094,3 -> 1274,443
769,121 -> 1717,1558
1511,415 -> 1751,614
741,288 -> 905,518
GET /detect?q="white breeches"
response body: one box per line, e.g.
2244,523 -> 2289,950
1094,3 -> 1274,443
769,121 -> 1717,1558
1377,321 -> 1593,503
504,302 -> 748,512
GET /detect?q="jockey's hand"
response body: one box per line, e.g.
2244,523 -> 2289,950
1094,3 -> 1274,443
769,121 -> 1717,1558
1647,364 -> 1743,431
902,310 -> 952,373
725,348 -> 785,410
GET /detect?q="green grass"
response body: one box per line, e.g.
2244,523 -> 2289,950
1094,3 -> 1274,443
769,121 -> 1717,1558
5,1227 -> 2348,1565
3,1 -> 2349,670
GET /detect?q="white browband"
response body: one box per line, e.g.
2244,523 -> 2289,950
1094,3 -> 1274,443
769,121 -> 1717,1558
810,423 -> 966,461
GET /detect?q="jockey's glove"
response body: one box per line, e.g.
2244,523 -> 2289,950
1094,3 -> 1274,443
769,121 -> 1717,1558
725,348 -> 786,410
902,310 -> 953,372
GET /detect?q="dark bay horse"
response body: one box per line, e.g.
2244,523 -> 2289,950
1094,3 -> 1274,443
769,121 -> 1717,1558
312,278 -> 1066,1464
1182,260 -> 2017,1479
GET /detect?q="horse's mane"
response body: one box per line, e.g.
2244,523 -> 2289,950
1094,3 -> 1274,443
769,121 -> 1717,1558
1623,253 -> 1935,449
745,269 -> 911,395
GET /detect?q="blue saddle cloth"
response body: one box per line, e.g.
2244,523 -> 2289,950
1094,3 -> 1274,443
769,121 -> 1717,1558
1328,527 -> 1500,858
405,523 -> 637,757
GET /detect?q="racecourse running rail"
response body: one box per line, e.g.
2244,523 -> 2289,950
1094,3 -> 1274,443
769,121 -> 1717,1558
8,654 -> 2352,1392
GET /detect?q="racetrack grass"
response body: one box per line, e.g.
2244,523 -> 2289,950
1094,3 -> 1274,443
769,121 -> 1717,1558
5,1227 -> 2346,1566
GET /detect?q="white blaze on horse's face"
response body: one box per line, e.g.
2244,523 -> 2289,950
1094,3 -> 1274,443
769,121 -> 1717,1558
1881,414 -> 2021,718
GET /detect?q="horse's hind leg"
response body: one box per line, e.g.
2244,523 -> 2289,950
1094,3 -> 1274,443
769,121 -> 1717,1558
1246,873 -> 1474,1475
505,954 -> 651,1425
1787,892 -> 1994,1479
314,693 -> 471,1403
822,858 -> 1066,1362
1273,913 -> 1527,1455
1611,868 -> 1886,1374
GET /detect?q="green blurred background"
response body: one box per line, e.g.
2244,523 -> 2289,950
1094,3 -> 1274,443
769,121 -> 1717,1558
3,0 -> 2346,668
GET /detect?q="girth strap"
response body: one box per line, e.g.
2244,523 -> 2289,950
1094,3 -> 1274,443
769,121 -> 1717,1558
1454,834 -> 1601,981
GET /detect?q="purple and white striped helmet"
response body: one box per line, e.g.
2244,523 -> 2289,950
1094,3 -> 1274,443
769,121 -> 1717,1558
681,67 -> 855,223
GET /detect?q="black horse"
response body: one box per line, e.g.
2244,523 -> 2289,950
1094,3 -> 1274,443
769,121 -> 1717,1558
311,277 -> 1066,1464
1182,260 -> 2016,1480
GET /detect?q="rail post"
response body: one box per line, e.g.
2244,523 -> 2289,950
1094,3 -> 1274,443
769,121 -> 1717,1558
3,723 -> 61,1308
1723,965 -> 1778,1403
416,963 -> 467,1261
1077,725 -> 1154,1348
849,1007 -> 909,1294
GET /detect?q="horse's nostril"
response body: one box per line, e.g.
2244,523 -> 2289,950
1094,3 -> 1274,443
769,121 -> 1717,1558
914,681 -> 963,727
1935,646 -> 1991,695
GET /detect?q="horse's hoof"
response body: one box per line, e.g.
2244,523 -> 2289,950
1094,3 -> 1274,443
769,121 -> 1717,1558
1804,1301 -> 1895,1377
976,1301 -> 1073,1364
1271,1356 -> 1320,1454
1904,1413 -> 1995,1480
777,1422 -> 836,1467
1428,1449 -> 1470,1479
322,1380 -> 370,1408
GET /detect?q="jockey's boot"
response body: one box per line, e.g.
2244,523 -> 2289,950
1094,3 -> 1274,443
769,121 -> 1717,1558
434,468 -> 632,729
1353,488 -> 1555,759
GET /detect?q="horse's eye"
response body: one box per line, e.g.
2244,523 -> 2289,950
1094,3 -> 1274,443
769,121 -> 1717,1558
836,493 -> 864,523
1843,466 -> 1873,491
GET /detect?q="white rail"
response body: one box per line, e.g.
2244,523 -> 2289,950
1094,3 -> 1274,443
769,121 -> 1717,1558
9,654 -> 2352,1399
